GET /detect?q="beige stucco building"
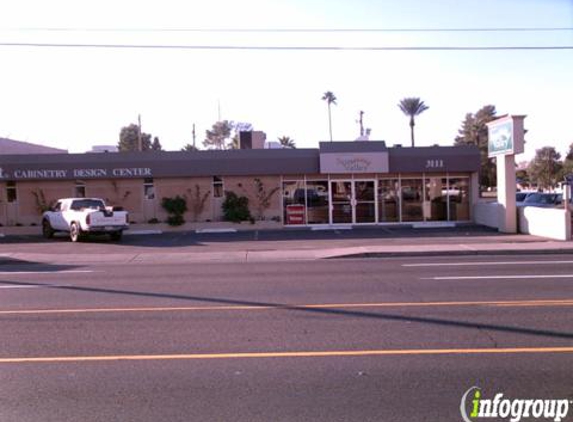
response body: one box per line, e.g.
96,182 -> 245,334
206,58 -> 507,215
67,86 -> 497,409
0,141 -> 480,227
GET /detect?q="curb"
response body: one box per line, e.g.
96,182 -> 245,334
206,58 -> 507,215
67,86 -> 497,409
328,248 -> 573,259
125,230 -> 163,236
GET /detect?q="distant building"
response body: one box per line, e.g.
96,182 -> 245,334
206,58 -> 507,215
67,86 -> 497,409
90,145 -> 119,153
0,137 -> 67,155
264,141 -> 282,149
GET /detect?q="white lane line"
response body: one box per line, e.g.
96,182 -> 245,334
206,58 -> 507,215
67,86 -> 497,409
405,260 -> 573,267
423,274 -> 573,280
0,270 -> 95,275
0,285 -> 44,289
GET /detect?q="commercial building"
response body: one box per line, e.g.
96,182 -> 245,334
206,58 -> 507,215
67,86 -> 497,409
0,141 -> 480,227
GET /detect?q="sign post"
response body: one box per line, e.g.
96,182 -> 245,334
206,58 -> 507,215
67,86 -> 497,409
486,115 -> 526,234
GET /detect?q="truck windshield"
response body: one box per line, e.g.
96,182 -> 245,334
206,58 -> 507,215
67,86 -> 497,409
70,199 -> 105,210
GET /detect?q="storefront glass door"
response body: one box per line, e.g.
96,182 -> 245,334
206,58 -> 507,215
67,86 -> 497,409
330,180 -> 376,224
354,180 -> 376,223
330,181 -> 353,224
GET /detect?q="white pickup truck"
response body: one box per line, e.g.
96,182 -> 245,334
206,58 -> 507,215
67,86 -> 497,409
42,198 -> 129,242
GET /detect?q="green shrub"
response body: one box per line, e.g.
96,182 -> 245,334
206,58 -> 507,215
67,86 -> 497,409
222,191 -> 251,223
166,215 -> 185,226
161,195 -> 188,226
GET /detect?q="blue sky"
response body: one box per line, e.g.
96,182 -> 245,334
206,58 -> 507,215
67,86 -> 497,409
0,0 -> 571,160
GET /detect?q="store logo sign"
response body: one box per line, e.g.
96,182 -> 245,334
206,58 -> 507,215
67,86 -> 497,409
336,157 -> 372,172
320,152 -> 389,174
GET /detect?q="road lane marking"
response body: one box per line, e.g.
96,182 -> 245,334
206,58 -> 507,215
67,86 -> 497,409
423,274 -> 573,280
2,347 -> 573,364
1,299 -> 573,315
0,285 -> 44,289
0,270 -> 95,275
404,260 -> 573,267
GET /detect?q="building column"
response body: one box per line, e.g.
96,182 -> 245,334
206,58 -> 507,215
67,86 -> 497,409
496,155 -> 517,233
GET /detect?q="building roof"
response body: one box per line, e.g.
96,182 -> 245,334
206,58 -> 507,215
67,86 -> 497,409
0,137 -> 68,155
0,142 -> 480,181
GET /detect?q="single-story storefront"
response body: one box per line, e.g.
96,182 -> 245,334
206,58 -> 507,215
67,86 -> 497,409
0,141 -> 480,227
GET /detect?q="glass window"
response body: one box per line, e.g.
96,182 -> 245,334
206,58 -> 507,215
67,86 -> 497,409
306,180 -> 329,224
449,178 -> 470,221
401,178 -> 424,222
282,180 -> 306,225
378,179 -> 399,222
213,176 -> 224,198
7,181 -> 17,203
74,181 -> 86,198
70,199 -> 105,210
144,178 -> 155,200
425,177 -> 448,221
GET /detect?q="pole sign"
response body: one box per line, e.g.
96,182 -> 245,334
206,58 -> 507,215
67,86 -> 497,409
486,115 -> 526,157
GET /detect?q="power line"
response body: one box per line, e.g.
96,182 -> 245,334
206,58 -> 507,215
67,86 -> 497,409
2,26 -> 573,33
0,42 -> 571,51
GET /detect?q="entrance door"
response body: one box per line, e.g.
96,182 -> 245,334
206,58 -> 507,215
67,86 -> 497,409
330,180 -> 376,224
354,180 -> 376,223
330,181 -> 353,224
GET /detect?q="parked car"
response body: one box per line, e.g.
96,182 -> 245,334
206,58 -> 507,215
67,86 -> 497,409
517,192 -> 560,208
516,192 -> 532,204
42,198 -> 129,242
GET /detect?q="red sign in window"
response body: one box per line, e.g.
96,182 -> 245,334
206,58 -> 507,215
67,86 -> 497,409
286,204 -> 305,225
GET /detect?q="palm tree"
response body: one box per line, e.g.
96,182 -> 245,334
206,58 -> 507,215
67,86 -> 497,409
398,97 -> 429,147
278,136 -> 296,149
322,91 -> 337,142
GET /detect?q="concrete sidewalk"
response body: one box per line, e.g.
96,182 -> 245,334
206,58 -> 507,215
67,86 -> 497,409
1,223 -> 573,264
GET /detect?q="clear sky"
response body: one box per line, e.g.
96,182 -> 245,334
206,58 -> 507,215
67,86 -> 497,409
0,0 -> 571,161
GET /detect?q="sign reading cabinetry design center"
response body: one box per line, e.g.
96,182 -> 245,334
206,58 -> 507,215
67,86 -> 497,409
3,167 -> 153,180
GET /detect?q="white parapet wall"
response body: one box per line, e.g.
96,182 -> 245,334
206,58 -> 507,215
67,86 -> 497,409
518,207 -> 572,241
474,201 -> 503,230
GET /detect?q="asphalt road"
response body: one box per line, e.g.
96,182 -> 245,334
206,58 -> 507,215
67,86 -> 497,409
1,254 -> 573,421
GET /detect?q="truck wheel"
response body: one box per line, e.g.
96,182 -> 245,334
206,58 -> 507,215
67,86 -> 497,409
42,219 -> 54,239
70,222 -> 83,242
110,231 -> 123,241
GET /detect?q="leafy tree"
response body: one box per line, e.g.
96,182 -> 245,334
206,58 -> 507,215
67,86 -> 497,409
322,91 -> 337,142
203,120 -> 233,150
528,147 -> 562,190
565,143 -> 573,161
278,136 -> 296,149
397,97 -> 429,147
118,124 -> 152,151
181,143 -> 199,152
515,167 -> 532,190
151,136 -> 163,151
454,105 -> 498,190
562,158 -> 573,181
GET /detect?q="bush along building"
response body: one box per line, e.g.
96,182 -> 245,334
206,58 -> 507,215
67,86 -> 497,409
0,139 -> 480,227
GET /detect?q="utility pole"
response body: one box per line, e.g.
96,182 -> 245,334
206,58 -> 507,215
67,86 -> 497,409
358,110 -> 365,137
192,123 -> 196,148
137,114 -> 143,152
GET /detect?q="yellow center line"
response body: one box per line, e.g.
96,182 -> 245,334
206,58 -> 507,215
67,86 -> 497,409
0,299 -> 573,316
1,299 -> 573,316
2,347 -> 573,364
